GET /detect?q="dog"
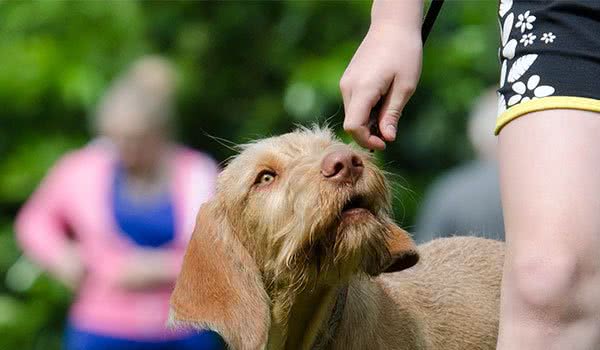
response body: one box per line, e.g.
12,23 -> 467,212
169,127 -> 504,350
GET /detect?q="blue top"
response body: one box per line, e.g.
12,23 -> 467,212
112,165 -> 175,247
65,322 -> 226,350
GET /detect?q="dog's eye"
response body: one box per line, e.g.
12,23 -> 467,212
255,170 -> 277,186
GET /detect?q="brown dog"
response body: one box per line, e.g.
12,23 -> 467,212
169,127 -> 504,350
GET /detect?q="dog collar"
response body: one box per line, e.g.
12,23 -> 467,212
311,285 -> 349,350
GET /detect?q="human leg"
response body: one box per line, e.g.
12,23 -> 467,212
497,109 -> 600,350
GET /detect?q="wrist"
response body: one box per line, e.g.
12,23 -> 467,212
368,22 -> 422,43
371,0 -> 423,33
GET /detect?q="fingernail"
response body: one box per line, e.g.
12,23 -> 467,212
385,125 -> 396,140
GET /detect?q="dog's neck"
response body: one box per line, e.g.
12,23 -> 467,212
267,283 -> 347,350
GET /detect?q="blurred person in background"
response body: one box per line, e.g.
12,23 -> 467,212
415,88 -> 504,243
14,56 -> 225,350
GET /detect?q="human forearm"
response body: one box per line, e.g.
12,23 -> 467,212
15,169 -> 85,289
118,249 -> 180,290
370,0 -> 423,32
15,214 -> 84,289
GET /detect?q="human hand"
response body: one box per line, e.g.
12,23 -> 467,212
51,244 -> 85,290
118,249 -> 173,290
340,11 -> 423,150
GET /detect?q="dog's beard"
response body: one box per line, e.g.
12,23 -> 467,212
263,198 -> 392,295
333,213 -> 392,277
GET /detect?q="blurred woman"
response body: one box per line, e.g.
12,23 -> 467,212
15,56 -> 225,350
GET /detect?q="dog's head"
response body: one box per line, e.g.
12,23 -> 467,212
169,127 -> 418,349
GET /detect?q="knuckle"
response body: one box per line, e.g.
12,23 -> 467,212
385,107 -> 402,120
343,121 -> 360,132
399,82 -> 417,95
343,121 -> 355,132
339,76 -> 352,92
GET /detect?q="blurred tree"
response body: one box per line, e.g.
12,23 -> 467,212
0,1 -> 498,349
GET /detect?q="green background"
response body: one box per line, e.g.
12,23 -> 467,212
0,1 -> 498,348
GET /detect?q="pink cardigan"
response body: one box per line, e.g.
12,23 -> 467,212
15,140 -> 218,340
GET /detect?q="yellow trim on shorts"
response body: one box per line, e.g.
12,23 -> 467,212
495,96 -> 600,135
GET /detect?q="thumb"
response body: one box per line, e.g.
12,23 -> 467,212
378,79 -> 414,142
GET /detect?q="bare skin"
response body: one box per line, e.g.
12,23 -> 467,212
340,0 -> 600,348
498,110 -> 600,350
340,0 -> 422,150
49,242 -> 85,289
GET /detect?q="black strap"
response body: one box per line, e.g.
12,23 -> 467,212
310,285 -> 349,350
422,0 -> 445,44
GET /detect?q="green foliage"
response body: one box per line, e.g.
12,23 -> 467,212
0,1 -> 498,349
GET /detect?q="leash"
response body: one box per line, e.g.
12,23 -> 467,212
422,0 -> 445,43
310,285 -> 349,350
369,0 -> 445,152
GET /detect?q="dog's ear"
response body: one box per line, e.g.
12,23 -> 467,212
383,222 -> 419,273
169,201 -> 270,350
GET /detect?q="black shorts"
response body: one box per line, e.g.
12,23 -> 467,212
495,0 -> 600,134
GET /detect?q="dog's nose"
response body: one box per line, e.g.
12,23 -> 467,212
321,150 -> 364,182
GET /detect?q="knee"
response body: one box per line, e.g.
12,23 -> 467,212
509,252 -> 580,311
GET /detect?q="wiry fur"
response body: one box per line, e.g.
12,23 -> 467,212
169,126 -> 504,350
